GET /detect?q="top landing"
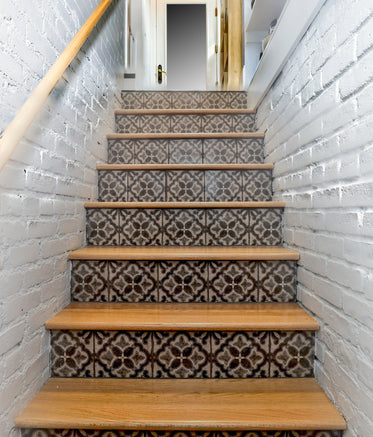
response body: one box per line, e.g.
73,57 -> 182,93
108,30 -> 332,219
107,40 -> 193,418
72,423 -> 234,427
121,91 -> 249,110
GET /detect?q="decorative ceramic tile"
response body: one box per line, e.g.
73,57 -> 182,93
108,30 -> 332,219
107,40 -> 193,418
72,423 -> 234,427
258,261 -> 297,303
209,261 -> 258,302
286,433 -> 342,437
86,209 -> 119,246
250,209 -> 282,246
71,261 -> 109,302
121,91 -> 143,109
170,114 -> 201,133
205,171 -> 242,201
95,331 -> 152,378
98,171 -> 127,202
108,261 -> 158,302
163,209 -> 205,245
115,114 -> 142,133
172,92 -> 201,109
141,115 -> 170,133
232,114 -> 256,132
211,331 -> 270,378
51,330 -> 94,377
22,430 -> 78,437
206,209 -> 249,246
158,261 -> 208,302
203,139 -> 236,164
143,92 -> 172,109
153,331 -> 210,378
119,209 -> 163,246
242,170 -> 272,201
167,171 -> 204,202
127,171 -> 165,202
169,139 -> 203,164
200,92 -> 230,109
202,114 -> 232,133
228,92 -> 248,109
237,138 -> 264,164
270,331 -> 314,378
21,431 -> 343,437
134,140 -> 168,164
108,139 -> 134,164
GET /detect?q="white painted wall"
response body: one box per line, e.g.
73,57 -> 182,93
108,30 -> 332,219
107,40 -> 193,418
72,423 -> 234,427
0,1 -> 124,435
256,0 -> 373,435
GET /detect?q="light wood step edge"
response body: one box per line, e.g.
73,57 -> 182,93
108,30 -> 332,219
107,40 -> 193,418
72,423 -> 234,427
85,201 -> 285,209
107,132 -> 265,140
68,246 -> 300,261
15,378 -> 346,431
97,163 -> 273,171
45,303 -> 319,331
115,109 -> 256,115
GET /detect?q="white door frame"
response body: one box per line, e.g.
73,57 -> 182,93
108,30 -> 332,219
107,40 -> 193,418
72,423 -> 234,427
150,0 -> 218,89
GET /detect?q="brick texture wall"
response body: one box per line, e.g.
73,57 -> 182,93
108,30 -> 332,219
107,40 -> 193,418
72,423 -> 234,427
0,1 -> 124,435
256,0 -> 373,435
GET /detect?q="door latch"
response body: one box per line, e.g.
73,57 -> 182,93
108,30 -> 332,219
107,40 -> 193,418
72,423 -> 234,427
158,64 -> 167,84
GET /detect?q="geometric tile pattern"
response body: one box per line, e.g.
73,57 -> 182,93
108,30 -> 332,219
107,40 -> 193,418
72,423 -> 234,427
204,139 -> 236,164
169,139 -> 202,164
95,331 -> 152,378
71,260 -> 297,303
50,330 -> 94,378
98,170 -> 272,202
119,209 -> 163,246
86,209 -> 119,246
209,261 -> 257,303
167,171 -> 205,202
134,140 -> 169,164
108,138 -> 264,165
115,114 -> 256,134
85,207 -> 283,246
243,170 -> 273,201
51,330 -> 314,378
23,430 -> 343,437
205,171 -> 242,201
158,261 -> 209,302
121,91 -> 249,109
108,261 -> 158,303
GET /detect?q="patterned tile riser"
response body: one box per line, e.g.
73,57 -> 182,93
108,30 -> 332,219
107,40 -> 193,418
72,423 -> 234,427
86,208 -> 283,247
115,114 -> 256,134
108,138 -> 264,165
50,330 -> 314,378
98,170 -> 272,202
71,260 -> 297,303
22,430 -> 343,437
120,91 -> 249,109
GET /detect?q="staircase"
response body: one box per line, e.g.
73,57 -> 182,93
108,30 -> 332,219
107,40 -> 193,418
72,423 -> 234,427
16,91 -> 346,437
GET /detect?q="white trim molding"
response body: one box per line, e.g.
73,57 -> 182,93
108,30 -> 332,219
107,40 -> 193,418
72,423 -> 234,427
247,0 -> 327,110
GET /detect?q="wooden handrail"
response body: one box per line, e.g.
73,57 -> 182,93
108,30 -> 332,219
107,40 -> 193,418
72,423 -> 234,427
0,0 -> 114,172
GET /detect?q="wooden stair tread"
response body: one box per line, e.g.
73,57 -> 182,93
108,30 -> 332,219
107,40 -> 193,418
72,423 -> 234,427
84,201 -> 285,209
97,163 -> 273,170
45,302 -> 318,331
15,378 -> 346,430
68,246 -> 300,261
107,132 -> 265,140
115,109 -> 256,115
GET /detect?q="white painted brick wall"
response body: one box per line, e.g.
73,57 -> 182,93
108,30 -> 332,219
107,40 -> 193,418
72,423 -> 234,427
257,0 -> 373,435
0,1 -> 124,435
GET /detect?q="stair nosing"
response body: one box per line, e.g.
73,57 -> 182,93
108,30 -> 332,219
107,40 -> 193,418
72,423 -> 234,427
68,246 -> 300,261
45,302 -> 319,331
84,201 -> 284,209
97,163 -> 273,171
115,109 -> 256,115
107,132 -> 265,140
